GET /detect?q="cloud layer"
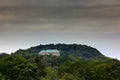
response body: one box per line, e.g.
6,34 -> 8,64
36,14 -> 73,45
0,0 -> 120,21
0,0 -> 120,32
0,0 -> 120,36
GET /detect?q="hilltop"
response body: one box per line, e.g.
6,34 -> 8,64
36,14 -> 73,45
14,44 -> 106,60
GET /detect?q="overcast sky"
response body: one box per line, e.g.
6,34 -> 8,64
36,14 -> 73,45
0,0 -> 120,59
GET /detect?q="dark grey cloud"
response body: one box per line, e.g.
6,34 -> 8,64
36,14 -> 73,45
0,0 -> 120,41
0,0 -> 120,23
0,2 -> 120,33
0,0 -> 120,7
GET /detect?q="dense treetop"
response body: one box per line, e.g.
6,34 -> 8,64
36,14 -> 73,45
14,44 -> 106,60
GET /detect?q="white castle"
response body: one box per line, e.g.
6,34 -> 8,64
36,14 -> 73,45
39,49 -> 60,56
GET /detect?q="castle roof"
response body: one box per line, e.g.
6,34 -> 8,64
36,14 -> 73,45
39,49 -> 59,53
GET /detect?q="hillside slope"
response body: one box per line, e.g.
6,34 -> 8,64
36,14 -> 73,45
14,44 -> 106,60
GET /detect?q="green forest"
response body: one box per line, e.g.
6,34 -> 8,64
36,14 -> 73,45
0,44 -> 120,80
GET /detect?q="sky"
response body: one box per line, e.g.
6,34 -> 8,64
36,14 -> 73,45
0,0 -> 120,59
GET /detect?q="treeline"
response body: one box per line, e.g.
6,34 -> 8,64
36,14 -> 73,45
14,44 -> 106,60
0,54 -> 120,80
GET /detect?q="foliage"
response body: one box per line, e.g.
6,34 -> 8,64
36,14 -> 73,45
14,44 -> 106,60
0,55 -> 46,80
0,43 -> 120,80
58,59 -> 120,80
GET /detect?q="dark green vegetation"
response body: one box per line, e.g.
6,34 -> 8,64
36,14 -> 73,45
0,44 -> 120,80
14,44 -> 106,60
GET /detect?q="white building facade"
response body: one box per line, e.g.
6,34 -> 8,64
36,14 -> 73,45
39,49 -> 60,56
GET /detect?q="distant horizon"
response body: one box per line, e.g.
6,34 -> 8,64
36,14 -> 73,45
0,43 -> 119,60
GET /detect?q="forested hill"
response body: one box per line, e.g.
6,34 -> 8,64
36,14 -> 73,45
14,44 -> 106,60
1,44 -> 120,80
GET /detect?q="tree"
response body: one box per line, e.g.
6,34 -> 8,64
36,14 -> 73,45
0,55 -> 46,80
